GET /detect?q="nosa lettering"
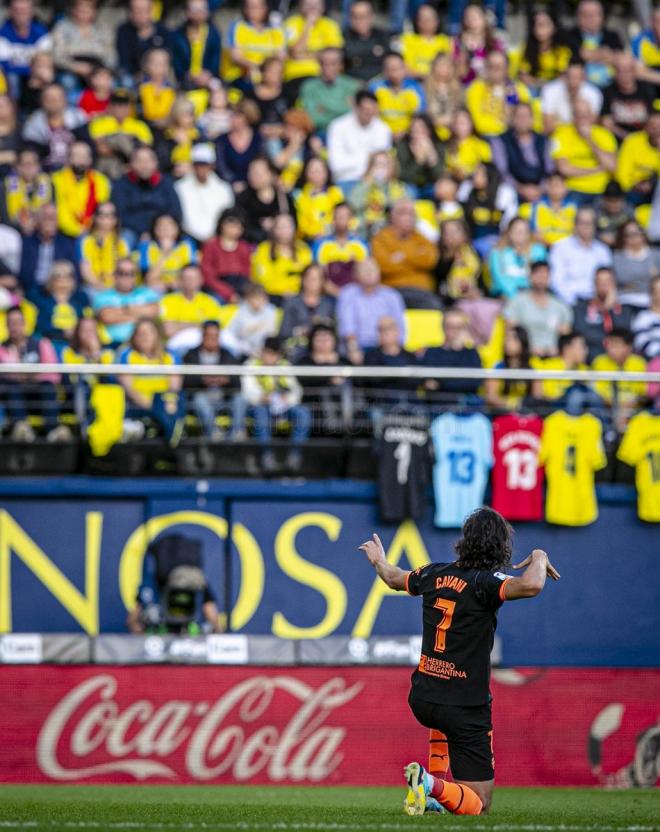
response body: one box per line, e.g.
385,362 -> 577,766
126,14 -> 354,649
36,673 -> 363,783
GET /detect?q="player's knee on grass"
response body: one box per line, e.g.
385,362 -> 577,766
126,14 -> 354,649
458,779 -> 493,814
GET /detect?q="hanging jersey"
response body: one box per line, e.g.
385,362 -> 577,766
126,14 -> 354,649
491,414 -> 544,521
377,413 -> 431,522
617,411 -> 660,522
406,561 -> 509,706
430,413 -> 493,528
539,411 -> 607,526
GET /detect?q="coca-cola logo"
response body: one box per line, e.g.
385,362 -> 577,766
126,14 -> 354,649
37,674 -> 363,782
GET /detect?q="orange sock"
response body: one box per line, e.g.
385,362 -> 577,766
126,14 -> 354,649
430,778 -> 483,815
428,729 -> 450,779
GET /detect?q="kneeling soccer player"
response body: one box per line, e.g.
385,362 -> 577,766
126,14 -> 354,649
358,506 -> 560,815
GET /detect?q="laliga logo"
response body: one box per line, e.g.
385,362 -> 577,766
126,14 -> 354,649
36,674 -> 363,782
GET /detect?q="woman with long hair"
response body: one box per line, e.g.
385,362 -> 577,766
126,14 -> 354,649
445,109 -> 492,182
201,207 -> 252,302
437,218 -> 481,300
295,321 -> 352,432
395,114 -> 445,198
78,203 -> 130,294
452,3 -> 504,85
489,216 -> 547,299
251,213 -> 313,300
294,155 -> 344,241
460,162 -> 518,259
117,318 -> 185,445
138,214 -> 197,294
279,262 -> 336,349
613,219 -> 660,308
236,155 -> 295,243
216,98 -> 264,192
424,53 -> 464,141
519,10 -> 571,92
400,4 -> 452,81
485,324 -> 542,409
156,95 -> 202,178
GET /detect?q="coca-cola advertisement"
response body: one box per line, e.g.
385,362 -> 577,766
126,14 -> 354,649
1,667 -> 659,787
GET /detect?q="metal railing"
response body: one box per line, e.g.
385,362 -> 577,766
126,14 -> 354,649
1,363 -> 659,383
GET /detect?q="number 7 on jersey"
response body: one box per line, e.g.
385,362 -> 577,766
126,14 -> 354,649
433,597 -> 456,652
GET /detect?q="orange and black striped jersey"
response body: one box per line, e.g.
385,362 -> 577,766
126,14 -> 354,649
406,562 -> 509,706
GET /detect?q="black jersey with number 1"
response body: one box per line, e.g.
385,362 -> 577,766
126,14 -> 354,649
406,562 -> 510,707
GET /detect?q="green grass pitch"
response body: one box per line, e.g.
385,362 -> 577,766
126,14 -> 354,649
0,785 -> 659,832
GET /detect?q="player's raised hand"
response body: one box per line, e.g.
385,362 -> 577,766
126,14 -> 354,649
358,533 -> 386,566
513,549 -> 561,581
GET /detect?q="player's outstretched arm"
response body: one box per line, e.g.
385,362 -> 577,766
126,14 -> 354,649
503,549 -> 560,601
358,533 -> 408,591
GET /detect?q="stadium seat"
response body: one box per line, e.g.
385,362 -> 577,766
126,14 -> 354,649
404,309 -> 444,352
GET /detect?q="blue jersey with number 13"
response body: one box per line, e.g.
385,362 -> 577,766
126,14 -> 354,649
430,412 -> 493,528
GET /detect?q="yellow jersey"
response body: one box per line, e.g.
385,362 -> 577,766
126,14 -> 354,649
251,240 -> 313,296
518,44 -> 571,83
445,135 -> 492,179
313,235 -> 369,265
222,18 -> 286,82
528,197 -> 577,246
118,347 -> 178,402
632,31 -> 660,71
138,82 -> 177,123
617,410 -> 660,522
3,172 -> 51,225
79,233 -> 130,288
591,354 -> 647,404
61,345 -> 115,385
616,129 -> 660,192
160,291 -> 223,326
283,14 -> 343,81
400,32 -> 451,78
550,124 -> 617,195
138,239 -> 198,289
89,115 -> 153,145
51,168 -> 111,237
540,358 -> 589,400
369,78 -> 425,135
539,410 -> 607,526
294,184 -> 345,240
465,79 -> 534,137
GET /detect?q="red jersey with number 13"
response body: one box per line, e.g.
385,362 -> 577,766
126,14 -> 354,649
491,414 -> 544,521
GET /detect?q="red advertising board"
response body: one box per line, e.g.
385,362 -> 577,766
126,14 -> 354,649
1,667 -> 658,787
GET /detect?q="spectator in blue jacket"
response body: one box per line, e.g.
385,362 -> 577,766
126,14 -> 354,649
19,203 -> 78,297
171,0 -> 222,91
116,0 -> 171,87
0,0 -> 51,98
111,146 -> 182,246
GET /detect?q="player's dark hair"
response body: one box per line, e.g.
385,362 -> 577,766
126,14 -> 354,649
454,507 -> 513,571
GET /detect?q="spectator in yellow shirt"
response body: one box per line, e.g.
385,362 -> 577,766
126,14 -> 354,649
284,0 -> 343,84
138,48 -> 177,130
161,262 -> 223,354
399,4 -> 451,81
78,203 -> 131,294
541,331 -> 590,400
550,97 -> 617,204
251,212 -> 313,299
3,148 -> 52,235
592,328 -> 647,410
51,142 -> 111,238
222,0 -> 286,84
444,109 -> 492,181
294,156 -> 344,241
519,10 -> 572,94
616,111 -> 660,203
465,51 -> 534,138
368,52 -> 426,139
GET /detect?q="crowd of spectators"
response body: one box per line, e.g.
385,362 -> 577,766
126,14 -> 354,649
0,0 -> 659,462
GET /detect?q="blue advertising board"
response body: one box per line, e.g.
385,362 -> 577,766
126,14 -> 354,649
0,479 -> 658,666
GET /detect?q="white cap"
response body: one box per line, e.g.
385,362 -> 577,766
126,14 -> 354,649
191,143 -> 216,165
